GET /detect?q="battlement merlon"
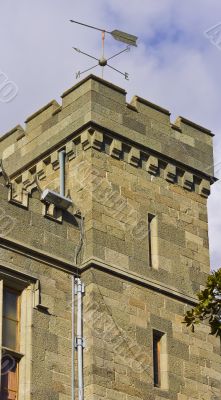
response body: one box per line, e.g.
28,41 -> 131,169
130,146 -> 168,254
25,100 -> 60,132
0,74 -> 215,179
0,125 -> 25,158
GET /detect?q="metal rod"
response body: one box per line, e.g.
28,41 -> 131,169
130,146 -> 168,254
70,19 -> 108,33
73,47 -> 99,62
70,20 -> 137,46
102,31 -> 105,57
75,278 -> 84,400
77,281 -> 83,400
107,46 -> 130,62
101,31 -> 105,79
107,63 -> 129,79
71,276 -> 75,400
76,63 -> 99,79
59,150 -> 66,196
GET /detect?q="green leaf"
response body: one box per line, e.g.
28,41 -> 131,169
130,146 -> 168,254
184,268 -> 221,338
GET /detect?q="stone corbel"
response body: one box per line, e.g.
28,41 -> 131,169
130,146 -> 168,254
22,170 -> 32,188
21,189 -> 29,208
42,202 -> 62,223
51,151 -> 59,170
8,183 -> 29,208
128,147 -> 140,167
10,179 -> 22,201
66,140 -> 75,161
110,139 -> 122,159
146,155 -> 158,175
36,160 -> 46,180
91,131 -> 103,150
183,171 -> 194,191
33,174 -> 62,221
165,163 -> 176,183
81,130 -> 91,151
199,179 -> 210,198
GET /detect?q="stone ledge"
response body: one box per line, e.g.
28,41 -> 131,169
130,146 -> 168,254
0,235 -> 78,275
176,116 -> 214,137
61,74 -> 127,99
0,263 -> 38,286
131,95 -> 171,116
0,235 -> 198,305
80,257 -> 198,306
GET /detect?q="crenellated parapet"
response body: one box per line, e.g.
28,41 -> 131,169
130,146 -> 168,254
0,74 -> 215,210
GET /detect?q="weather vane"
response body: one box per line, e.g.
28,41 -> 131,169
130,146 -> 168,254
70,19 -> 138,80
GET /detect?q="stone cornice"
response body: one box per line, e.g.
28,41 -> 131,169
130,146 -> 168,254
0,263 -> 38,284
7,125 -> 214,206
0,235 -> 78,274
80,257 -> 198,306
0,235 -> 198,306
7,121 -> 217,184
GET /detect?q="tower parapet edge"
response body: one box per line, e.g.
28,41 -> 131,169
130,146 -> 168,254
0,74 -> 214,179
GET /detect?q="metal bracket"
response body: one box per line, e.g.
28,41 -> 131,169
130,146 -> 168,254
75,336 -> 85,349
74,280 -> 85,294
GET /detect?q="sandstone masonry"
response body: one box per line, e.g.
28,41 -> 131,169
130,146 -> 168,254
0,75 -> 220,400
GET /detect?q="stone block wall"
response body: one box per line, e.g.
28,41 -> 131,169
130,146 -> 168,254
0,173 -> 78,399
82,268 -> 221,400
0,75 -> 220,399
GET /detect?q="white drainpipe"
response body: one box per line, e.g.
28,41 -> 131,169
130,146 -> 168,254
72,275 -> 75,400
75,278 -> 85,400
59,150 -> 66,196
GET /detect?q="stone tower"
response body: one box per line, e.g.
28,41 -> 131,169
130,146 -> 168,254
0,75 -> 220,400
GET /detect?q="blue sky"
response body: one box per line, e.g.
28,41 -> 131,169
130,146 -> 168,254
0,0 -> 221,269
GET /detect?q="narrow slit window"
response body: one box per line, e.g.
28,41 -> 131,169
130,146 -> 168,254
153,330 -> 165,388
148,214 -> 155,268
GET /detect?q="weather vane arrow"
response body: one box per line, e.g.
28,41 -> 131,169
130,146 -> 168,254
70,19 -> 138,80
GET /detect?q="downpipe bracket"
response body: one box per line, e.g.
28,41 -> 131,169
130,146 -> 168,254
75,336 -> 86,349
74,280 -> 85,294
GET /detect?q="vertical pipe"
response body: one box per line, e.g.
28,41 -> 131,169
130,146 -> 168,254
101,31 -> 105,79
71,275 -> 75,400
59,150 -> 66,197
76,278 -> 84,400
0,280 -> 3,390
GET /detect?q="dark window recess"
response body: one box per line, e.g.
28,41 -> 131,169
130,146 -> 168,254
153,330 -> 164,387
148,214 -> 155,268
